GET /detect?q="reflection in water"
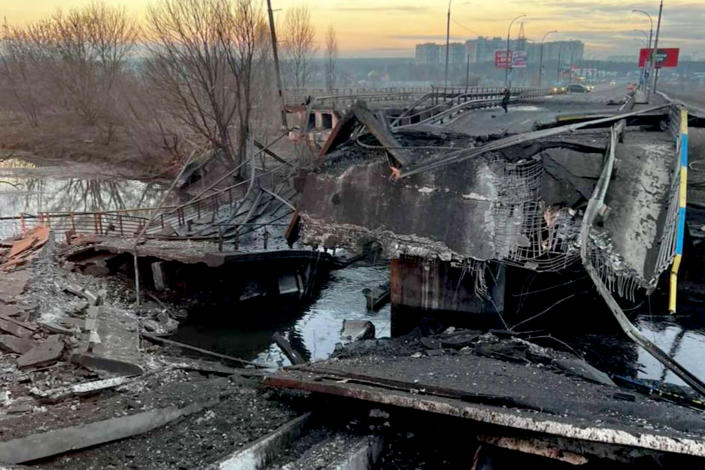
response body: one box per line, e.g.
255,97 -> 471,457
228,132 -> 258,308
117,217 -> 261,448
256,266 -> 391,367
173,266 -> 391,369
0,162 -> 162,238
636,318 -> 705,387
22,178 -> 162,213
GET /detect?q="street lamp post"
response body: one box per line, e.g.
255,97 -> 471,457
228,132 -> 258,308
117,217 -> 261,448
504,14 -> 526,88
538,30 -> 557,89
632,9 -> 653,95
648,0 -> 664,102
444,0 -> 452,88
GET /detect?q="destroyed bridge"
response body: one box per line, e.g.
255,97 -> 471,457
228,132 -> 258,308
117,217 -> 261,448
4,84 -> 705,467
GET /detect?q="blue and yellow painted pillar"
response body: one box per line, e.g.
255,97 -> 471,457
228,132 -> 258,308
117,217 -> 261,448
669,107 -> 689,314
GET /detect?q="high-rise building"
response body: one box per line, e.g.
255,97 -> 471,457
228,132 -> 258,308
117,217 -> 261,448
415,43 -> 441,65
440,43 -> 466,64
528,40 -> 584,63
463,38 -> 584,64
465,37 -> 520,63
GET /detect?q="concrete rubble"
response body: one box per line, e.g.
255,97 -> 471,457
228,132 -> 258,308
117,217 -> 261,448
1,86 -> 705,470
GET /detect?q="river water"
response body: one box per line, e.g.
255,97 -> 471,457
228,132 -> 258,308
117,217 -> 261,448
2,163 -> 705,390
0,159 -> 162,238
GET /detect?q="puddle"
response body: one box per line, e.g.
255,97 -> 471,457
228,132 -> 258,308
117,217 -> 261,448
0,160 -> 162,238
636,317 -> 705,387
173,265 -> 391,368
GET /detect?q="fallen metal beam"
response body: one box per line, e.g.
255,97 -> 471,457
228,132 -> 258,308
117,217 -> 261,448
272,332 -> 306,365
141,332 -> 266,369
352,102 -> 413,167
254,139 -> 294,167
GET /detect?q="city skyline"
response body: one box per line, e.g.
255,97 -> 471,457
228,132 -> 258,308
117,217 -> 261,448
0,0 -> 703,59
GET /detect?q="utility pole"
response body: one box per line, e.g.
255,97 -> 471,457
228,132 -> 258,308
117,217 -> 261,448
504,14 -> 526,88
465,51 -> 470,93
266,0 -> 288,130
633,9 -> 653,96
556,48 -> 561,83
444,0 -> 452,88
538,30 -> 557,89
648,0 -> 664,103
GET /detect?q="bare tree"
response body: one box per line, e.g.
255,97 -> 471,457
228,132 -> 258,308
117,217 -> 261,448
1,22 -> 45,126
324,26 -> 337,91
1,2 -> 137,133
145,0 -> 265,168
281,6 -> 316,91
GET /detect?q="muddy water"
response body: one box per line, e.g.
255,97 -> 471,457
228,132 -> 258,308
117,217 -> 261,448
173,266 -> 391,368
0,159 -> 162,238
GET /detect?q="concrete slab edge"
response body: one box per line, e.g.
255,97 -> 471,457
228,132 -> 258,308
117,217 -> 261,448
0,399 -> 219,464
264,376 -> 705,458
333,435 -> 385,470
215,412 -> 312,470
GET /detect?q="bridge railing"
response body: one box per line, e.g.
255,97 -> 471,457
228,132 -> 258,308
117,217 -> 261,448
0,161 -> 294,243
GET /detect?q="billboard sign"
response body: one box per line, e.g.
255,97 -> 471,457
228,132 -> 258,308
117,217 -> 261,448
639,48 -> 679,68
494,50 -> 512,69
512,50 -> 527,68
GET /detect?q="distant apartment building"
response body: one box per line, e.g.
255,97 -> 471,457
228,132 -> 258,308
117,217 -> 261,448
440,43 -> 467,64
463,37 -> 584,64
531,40 -> 584,63
415,43 -> 441,65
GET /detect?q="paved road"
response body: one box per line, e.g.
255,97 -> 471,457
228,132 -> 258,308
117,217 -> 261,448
448,84 -> 629,135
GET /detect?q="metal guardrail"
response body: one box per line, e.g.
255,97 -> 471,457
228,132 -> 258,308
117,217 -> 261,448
394,88 -> 551,128
0,163 -> 293,243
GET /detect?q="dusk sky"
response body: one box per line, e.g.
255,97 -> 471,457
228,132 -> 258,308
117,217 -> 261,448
1,0 -> 703,59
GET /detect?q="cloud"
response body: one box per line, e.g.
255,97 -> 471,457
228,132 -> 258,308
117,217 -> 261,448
329,6 -> 430,13
387,34 -> 469,42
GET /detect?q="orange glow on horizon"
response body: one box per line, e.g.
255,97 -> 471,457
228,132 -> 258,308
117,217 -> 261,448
0,0 -> 701,59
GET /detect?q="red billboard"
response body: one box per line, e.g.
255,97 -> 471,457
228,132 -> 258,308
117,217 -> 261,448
494,50 -> 511,69
639,48 -> 679,68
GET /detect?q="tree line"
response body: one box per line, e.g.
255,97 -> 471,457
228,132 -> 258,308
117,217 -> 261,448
0,0 -> 338,171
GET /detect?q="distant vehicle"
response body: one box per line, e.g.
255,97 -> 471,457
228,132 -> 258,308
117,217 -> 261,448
567,84 -> 590,93
610,80 -> 617,86
626,83 -> 637,91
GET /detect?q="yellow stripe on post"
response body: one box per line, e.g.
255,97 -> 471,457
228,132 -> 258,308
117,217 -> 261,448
680,167 -> 688,207
670,255 -> 682,313
681,109 -> 689,136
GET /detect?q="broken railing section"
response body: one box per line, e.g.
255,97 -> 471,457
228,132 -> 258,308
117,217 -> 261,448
0,136 -> 294,244
669,106 -> 689,313
580,113 -> 705,398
